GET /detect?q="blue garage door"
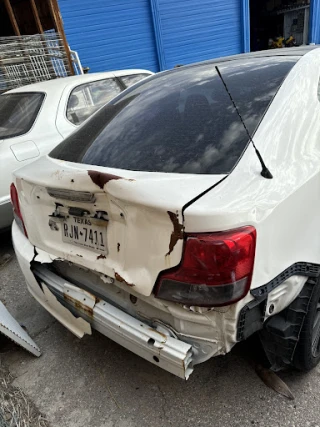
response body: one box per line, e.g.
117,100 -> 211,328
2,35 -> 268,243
155,0 -> 243,69
58,0 -> 159,72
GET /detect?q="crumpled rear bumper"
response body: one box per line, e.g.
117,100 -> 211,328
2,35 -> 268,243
12,221 -> 194,379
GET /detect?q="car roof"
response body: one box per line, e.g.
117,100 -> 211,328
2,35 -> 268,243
3,69 -> 153,95
182,45 -> 320,69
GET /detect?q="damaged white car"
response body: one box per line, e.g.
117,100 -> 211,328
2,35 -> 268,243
11,47 -> 320,379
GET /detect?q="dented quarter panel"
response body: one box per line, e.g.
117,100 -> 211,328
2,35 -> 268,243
184,49 -> 320,298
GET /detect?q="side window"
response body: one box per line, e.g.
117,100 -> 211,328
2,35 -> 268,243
0,92 -> 44,139
120,74 -> 150,88
66,79 -> 122,125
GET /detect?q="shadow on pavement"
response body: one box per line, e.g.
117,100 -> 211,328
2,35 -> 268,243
0,229 -> 13,257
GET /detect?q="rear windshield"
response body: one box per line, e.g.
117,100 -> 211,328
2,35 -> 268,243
50,57 -> 298,174
0,92 -> 44,139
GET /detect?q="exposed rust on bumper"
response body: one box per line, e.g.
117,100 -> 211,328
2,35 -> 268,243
166,211 -> 184,256
148,328 -> 167,340
63,293 -> 95,317
115,272 -> 135,287
97,254 -> 106,260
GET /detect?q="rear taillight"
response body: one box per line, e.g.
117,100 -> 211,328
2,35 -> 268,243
155,226 -> 256,307
10,183 -> 27,236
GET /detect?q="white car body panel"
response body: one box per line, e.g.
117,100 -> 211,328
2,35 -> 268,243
13,155 -> 225,295
11,140 -> 40,162
185,48 -> 320,289
0,70 -> 153,229
11,48 -> 320,378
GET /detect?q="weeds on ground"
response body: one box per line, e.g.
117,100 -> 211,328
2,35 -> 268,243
0,358 -> 49,427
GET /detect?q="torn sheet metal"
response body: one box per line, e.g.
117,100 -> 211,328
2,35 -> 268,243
34,247 -> 58,264
41,284 -> 92,338
0,301 -> 41,357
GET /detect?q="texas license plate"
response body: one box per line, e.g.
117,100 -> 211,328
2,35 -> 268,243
62,216 -> 107,253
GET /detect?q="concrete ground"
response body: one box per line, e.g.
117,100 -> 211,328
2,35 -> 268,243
1,230 -> 320,427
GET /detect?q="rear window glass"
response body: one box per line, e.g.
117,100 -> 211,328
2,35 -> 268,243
50,57 -> 298,174
0,92 -> 44,139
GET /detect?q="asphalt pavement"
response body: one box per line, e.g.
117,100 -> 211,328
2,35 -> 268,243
1,230 -> 320,427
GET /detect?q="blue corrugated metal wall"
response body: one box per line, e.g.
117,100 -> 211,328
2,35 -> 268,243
58,0 -> 244,73
152,0 -> 243,69
310,0 -> 320,44
58,0 -> 159,72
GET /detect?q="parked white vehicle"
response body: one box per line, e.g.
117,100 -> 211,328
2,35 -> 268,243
0,70 -> 153,230
11,47 -> 320,379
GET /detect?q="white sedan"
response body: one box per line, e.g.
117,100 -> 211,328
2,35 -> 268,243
0,70 -> 153,230
11,47 -> 320,379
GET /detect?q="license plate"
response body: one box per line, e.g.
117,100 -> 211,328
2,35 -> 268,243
62,216 -> 107,253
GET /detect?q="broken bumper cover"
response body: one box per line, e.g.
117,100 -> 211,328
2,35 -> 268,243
12,221 -> 194,379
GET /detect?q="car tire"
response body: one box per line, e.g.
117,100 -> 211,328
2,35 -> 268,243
293,279 -> 320,371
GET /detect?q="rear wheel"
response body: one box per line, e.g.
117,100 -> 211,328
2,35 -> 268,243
259,277 -> 320,372
293,280 -> 320,371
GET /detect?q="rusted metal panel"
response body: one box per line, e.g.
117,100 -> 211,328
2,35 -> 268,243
63,284 -> 97,317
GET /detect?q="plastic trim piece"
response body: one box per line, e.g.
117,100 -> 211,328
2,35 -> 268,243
238,262 -> 320,342
251,262 -> 320,299
259,278 -> 316,371
237,297 -> 267,341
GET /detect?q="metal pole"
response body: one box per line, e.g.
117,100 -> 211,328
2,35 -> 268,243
4,0 -> 21,36
30,0 -> 44,33
47,0 -> 75,75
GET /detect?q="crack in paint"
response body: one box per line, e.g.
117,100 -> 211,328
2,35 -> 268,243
115,272 -> 135,287
88,170 -> 122,189
166,211 -> 184,256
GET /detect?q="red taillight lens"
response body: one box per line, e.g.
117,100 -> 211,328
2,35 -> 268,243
10,183 -> 27,236
155,226 -> 256,307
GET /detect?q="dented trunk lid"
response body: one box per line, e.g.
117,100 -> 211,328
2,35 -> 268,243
14,156 -> 225,296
